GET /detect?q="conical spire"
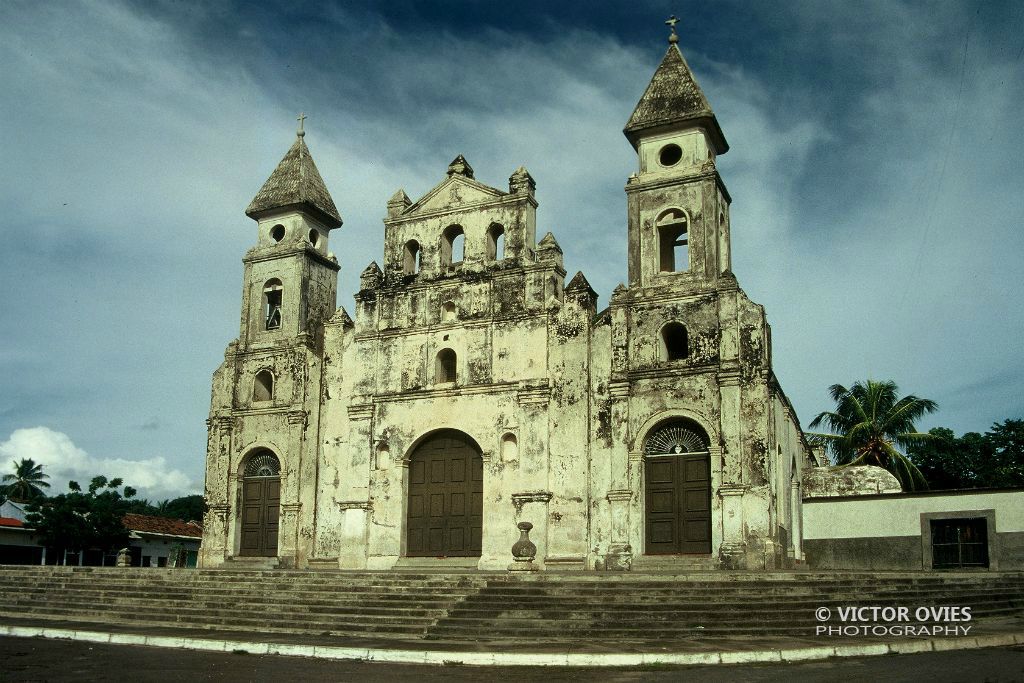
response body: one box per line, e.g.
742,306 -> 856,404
623,38 -> 728,154
246,120 -> 343,229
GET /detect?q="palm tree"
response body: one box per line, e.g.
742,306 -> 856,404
1,458 -> 51,502
808,380 -> 937,491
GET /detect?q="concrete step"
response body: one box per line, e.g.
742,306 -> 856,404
0,608 -> 430,638
0,594 -> 455,621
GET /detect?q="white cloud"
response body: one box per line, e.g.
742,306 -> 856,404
0,427 -> 199,501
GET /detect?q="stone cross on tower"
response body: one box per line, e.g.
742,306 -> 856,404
297,112 -> 307,137
665,15 -> 680,44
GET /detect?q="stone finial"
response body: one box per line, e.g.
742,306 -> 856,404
360,261 -> 383,290
611,282 -> 629,299
509,166 -> 536,196
387,188 -> 412,218
537,231 -> 562,255
446,154 -> 475,179
297,112 -> 307,137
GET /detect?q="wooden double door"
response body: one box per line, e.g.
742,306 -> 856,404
406,431 -> 483,557
240,476 -> 280,556
645,453 -> 712,554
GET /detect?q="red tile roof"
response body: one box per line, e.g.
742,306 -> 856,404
0,517 -> 25,528
123,514 -> 202,538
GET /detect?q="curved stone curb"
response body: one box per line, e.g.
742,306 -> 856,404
2,625 -> 1022,667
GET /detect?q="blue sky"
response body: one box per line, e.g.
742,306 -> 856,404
1,1 -> 1022,499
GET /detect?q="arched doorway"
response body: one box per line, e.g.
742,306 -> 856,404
406,430 -> 483,557
643,420 -> 712,555
239,450 -> 280,557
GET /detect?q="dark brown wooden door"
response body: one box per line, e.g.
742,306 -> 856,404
406,431 -> 483,557
645,453 -> 711,554
240,477 -> 280,556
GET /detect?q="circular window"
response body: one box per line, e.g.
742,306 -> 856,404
659,144 -> 683,167
308,229 -> 320,247
270,224 -> 286,242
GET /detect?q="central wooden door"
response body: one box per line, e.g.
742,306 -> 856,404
240,476 -> 280,556
406,431 -> 483,557
645,453 -> 711,554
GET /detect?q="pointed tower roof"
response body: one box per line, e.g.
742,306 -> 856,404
623,40 -> 728,154
246,119 -> 342,229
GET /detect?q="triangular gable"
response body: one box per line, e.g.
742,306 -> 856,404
402,175 -> 507,218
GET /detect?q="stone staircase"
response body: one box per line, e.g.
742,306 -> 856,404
427,573 -> 1024,642
0,566 -> 1022,644
0,566 -> 486,639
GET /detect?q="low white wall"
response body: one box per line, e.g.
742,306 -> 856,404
804,489 -> 1024,540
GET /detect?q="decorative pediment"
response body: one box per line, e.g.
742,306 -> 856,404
403,175 -> 507,217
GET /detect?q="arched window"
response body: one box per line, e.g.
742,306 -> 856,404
657,209 -> 689,273
487,223 -> 505,260
659,322 -> 689,361
435,348 -> 457,384
441,225 -> 465,266
263,279 -> 283,330
253,369 -> 274,402
441,300 -> 456,322
403,240 -> 421,275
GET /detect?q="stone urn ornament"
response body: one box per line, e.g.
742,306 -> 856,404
509,521 -> 538,572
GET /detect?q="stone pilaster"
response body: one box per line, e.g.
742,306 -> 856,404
605,489 -> 634,570
200,416 -> 234,567
277,410 -> 307,565
717,484 -> 748,568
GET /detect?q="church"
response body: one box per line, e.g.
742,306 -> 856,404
199,24 -> 813,572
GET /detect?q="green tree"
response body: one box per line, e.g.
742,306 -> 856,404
908,419 -> 1024,489
906,427 -> 981,489
1,458 -> 51,503
164,495 -> 206,522
809,380 -> 937,491
984,419 -> 1024,486
25,475 -> 138,563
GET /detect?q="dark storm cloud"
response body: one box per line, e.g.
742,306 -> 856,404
0,0 -> 1021,493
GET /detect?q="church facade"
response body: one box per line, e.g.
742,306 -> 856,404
200,31 -> 813,572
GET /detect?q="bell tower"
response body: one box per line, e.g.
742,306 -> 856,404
202,115 -> 342,569
239,114 -> 342,349
623,18 -> 732,291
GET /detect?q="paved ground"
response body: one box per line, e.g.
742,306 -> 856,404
3,637 -> 1024,682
